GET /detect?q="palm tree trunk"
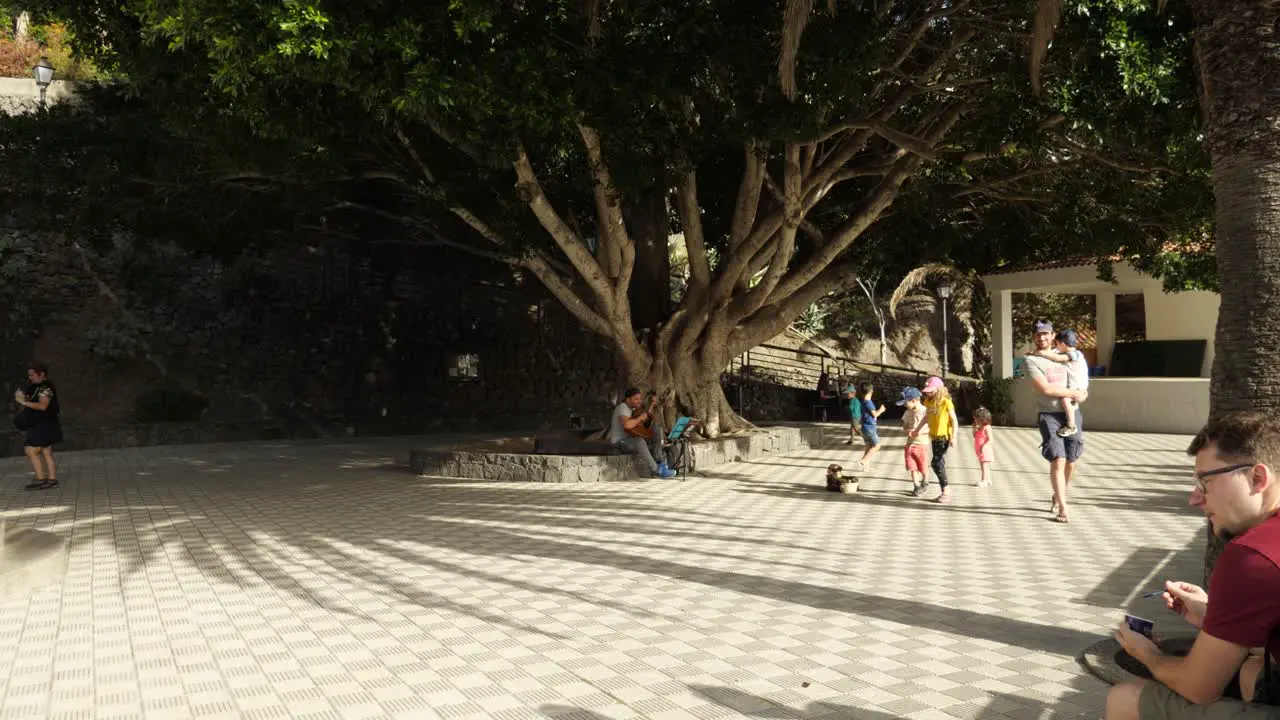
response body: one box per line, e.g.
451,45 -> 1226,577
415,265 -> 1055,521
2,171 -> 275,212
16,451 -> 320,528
1189,0 -> 1280,584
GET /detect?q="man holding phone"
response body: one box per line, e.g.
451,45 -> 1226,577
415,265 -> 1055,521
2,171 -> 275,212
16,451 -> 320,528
1106,412 -> 1280,718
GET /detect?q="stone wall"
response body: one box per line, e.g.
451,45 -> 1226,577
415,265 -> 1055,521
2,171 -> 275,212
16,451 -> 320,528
411,448 -> 636,484
0,77 -> 76,115
410,424 -> 823,482
0,233 -> 622,455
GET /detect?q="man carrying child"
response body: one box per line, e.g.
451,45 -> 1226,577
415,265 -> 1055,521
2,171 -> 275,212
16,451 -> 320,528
1034,327 -> 1090,437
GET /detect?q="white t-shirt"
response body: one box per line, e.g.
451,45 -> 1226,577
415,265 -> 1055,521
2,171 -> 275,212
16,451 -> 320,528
608,403 -> 633,444
1065,349 -> 1090,391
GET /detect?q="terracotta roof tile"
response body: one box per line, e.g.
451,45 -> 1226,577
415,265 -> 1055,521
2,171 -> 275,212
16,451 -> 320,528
985,242 -> 1212,277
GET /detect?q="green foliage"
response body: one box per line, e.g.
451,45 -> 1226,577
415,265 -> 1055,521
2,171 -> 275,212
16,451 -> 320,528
133,377 -> 207,422
3,0 -> 1215,354
980,375 -> 1017,422
0,13 -> 102,80
790,302 -> 830,337
1011,293 -> 1097,343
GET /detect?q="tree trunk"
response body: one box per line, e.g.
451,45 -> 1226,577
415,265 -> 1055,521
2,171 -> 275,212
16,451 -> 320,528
1194,0 -> 1280,415
620,345 -> 750,440
878,320 -> 888,366
1189,0 -> 1280,583
14,12 -> 30,42
624,189 -> 671,337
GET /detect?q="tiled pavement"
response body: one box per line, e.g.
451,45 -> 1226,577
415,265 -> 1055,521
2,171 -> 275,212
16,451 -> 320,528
0,424 -> 1206,719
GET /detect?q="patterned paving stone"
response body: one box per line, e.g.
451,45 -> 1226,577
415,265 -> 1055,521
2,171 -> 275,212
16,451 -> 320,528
0,425 -> 1203,718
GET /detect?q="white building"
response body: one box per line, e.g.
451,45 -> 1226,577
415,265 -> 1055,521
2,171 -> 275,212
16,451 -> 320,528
982,259 -> 1217,435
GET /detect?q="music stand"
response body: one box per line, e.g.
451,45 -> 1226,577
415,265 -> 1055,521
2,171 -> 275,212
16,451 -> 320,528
666,417 -> 699,479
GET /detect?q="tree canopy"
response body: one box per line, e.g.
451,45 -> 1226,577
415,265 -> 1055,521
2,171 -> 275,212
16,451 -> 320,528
4,0 -> 1212,431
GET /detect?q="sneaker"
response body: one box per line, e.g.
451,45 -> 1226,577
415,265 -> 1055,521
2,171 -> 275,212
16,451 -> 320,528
1056,424 -> 1078,438
656,462 -> 677,479
934,490 -> 952,504
911,483 -> 927,497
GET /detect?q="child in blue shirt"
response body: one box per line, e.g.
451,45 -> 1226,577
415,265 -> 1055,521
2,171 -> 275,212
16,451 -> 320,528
857,381 -> 885,470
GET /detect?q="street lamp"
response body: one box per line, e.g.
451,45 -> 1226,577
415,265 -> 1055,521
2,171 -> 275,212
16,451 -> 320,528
32,57 -> 54,111
938,283 -> 953,377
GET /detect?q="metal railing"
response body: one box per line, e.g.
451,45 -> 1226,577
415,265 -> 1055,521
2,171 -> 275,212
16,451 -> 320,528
728,343 -> 933,389
725,343 -> 978,421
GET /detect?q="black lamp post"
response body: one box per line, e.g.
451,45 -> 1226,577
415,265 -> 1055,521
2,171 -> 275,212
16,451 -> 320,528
32,57 -> 54,111
938,283 -> 953,377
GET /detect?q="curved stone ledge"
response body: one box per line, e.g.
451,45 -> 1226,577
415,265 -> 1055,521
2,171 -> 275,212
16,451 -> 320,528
411,447 -> 637,483
410,424 -> 822,482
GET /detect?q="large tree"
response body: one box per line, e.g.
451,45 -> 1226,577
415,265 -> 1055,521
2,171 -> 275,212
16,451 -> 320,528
1185,1 -> 1280,416
19,0 -> 1203,434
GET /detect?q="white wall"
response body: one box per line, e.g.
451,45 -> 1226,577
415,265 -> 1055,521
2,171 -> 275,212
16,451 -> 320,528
1142,289 -> 1219,377
1012,377 -> 1208,435
0,77 -> 76,115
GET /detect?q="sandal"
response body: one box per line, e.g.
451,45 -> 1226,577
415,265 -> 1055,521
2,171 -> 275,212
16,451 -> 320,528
1054,511 -> 1069,524
1050,496 -> 1060,514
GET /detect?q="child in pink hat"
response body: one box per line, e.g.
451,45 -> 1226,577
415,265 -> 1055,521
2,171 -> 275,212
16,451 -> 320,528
912,376 -> 959,503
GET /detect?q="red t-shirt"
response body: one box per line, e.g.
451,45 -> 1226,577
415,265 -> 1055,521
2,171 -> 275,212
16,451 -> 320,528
1202,514 -> 1280,659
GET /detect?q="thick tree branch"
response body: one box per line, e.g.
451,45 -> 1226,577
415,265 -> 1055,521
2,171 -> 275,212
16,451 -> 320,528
513,144 -> 617,315
521,251 -> 615,337
578,121 -> 632,287
729,141 -> 767,250
675,171 -> 712,288
767,103 -> 969,307
763,169 -> 826,243
727,258 -> 863,357
733,144 -> 802,321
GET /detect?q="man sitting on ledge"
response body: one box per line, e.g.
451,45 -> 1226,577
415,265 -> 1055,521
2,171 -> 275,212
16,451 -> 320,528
609,388 -> 676,478
1108,411 -> 1280,719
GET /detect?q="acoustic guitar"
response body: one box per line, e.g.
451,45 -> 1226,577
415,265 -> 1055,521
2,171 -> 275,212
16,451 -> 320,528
625,393 -> 659,440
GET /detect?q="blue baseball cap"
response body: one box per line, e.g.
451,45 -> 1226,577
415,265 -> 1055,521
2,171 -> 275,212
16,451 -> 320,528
896,387 -> 922,406
1057,329 -> 1079,348
1033,319 -> 1054,334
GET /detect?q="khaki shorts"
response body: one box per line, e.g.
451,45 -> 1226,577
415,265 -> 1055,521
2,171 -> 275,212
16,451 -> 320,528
1141,683 -> 1280,719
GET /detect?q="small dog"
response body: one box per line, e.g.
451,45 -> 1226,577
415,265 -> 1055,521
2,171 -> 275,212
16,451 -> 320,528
826,464 -> 858,493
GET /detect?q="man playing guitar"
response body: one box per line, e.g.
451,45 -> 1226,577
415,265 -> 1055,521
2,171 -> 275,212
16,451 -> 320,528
609,388 -> 676,478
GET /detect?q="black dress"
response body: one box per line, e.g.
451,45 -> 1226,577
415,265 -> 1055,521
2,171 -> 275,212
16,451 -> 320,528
23,380 -> 62,448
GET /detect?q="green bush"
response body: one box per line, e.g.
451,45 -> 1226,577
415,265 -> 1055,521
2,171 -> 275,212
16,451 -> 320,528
134,380 -> 208,423
980,376 -> 1017,424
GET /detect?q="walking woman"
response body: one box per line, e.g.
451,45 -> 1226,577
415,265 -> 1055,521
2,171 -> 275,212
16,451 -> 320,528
14,361 -> 62,490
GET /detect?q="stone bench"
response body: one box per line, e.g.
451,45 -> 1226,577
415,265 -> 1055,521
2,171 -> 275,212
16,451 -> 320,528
410,424 -> 826,483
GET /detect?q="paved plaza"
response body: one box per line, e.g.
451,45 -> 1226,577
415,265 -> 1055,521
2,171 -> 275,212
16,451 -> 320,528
0,425 -> 1205,719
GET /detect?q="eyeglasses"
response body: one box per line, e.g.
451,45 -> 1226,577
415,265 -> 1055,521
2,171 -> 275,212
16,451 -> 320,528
1193,462 -> 1255,493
